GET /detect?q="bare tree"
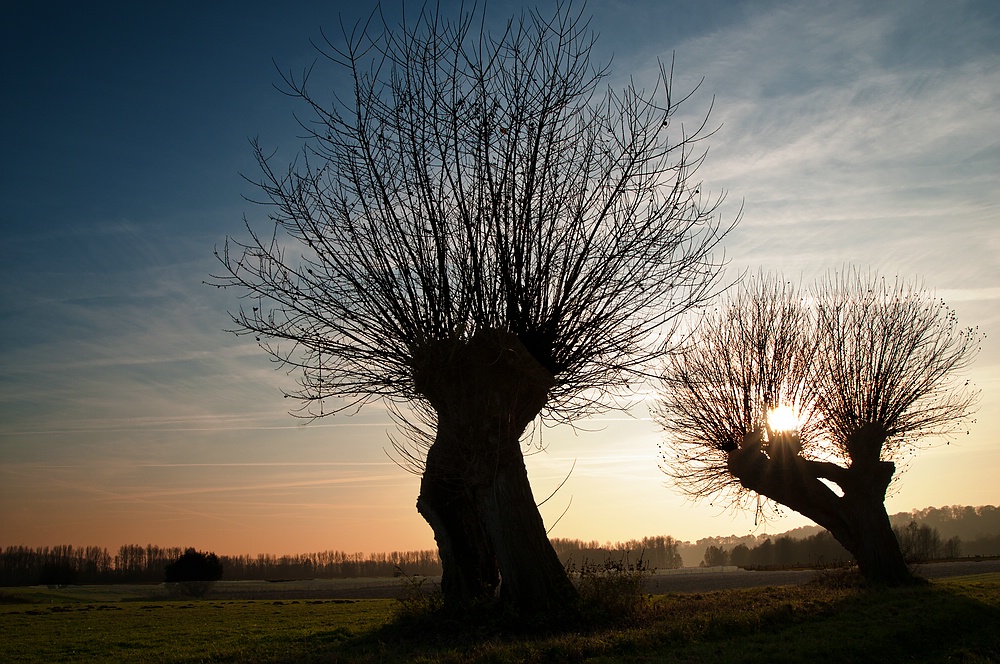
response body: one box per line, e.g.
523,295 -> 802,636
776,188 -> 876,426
214,2 -> 731,612
655,270 -> 980,584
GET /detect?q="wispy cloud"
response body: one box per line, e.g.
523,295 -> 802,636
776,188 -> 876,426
2,421 -> 395,436
937,287 -> 1000,303
2,0 -> 997,553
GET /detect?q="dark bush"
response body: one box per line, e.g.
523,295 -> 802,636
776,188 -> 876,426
165,548 -> 223,598
391,566 -> 443,622
40,561 -> 78,587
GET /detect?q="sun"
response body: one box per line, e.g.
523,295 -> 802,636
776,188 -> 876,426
767,405 -> 800,433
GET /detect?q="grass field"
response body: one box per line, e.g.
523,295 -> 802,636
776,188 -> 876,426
2,573 -> 998,663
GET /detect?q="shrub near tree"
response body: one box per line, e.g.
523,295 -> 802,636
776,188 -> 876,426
165,548 -> 223,598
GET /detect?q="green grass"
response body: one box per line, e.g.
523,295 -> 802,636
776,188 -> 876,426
2,574 -> 998,663
0,595 -> 388,663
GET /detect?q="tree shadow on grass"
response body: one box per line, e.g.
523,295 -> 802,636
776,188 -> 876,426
732,579 -> 1000,663
654,579 -> 1000,664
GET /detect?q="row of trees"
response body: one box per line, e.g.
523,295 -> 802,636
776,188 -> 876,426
702,530 -> 852,568
701,524 -> 1000,569
0,539 -> 681,587
687,505 -> 1000,565
213,1 -> 981,611
894,505 -> 1000,541
0,545 -> 185,587
0,545 -> 437,587
5,523 -> 997,587
223,549 -> 442,580
551,536 -> 684,570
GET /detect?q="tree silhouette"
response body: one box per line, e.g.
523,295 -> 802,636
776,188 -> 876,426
702,545 -> 728,567
894,521 -> 943,564
214,3 -> 731,612
165,548 -> 223,598
39,561 -> 78,588
729,543 -> 751,568
655,270 -> 980,584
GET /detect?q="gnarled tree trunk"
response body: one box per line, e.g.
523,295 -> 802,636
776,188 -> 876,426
471,419 -> 577,613
416,427 -> 499,608
728,429 -> 912,585
413,329 -> 578,612
829,459 -> 911,585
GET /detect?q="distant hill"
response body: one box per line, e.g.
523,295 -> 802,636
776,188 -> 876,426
675,504 -> 1000,567
887,505 -> 1000,541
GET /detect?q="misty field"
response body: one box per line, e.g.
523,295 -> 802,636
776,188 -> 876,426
2,574 -> 998,663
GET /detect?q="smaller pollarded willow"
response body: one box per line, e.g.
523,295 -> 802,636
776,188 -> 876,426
654,269 -> 981,584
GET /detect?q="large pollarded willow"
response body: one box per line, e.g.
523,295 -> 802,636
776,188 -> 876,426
215,3 -> 732,612
655,270 -> 980,584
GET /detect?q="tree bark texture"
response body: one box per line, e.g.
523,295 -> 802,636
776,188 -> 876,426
729,429 -> 912,585
416,429 -> 499,608
413,330 -> 579,612
473,427 -> 578,612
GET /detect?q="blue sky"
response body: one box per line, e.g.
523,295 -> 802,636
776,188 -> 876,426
2,0 -> 998,555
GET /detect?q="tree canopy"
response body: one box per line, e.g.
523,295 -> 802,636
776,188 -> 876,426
215,2 -> 731,423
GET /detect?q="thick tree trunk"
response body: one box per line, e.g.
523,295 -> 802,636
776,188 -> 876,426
728,429 -> 912,585
834,461 -> 912,585
473,429 -> 578,613
412,329 -> 579,612
416,425 -> 498,608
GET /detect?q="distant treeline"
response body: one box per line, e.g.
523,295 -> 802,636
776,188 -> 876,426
702,530 -> 854,568
891,505 -> 1000,542
697,507 -> 1000,569
223,549 -> 442,580
551,535 -> 684,570
702,525 -> 1000,569
3,505 -> 996,586
0,539 -> 682,587
0,545 -> 442,587
0,544 -> 185,587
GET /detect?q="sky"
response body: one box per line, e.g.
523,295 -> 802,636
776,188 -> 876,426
2,0 -> 999,557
